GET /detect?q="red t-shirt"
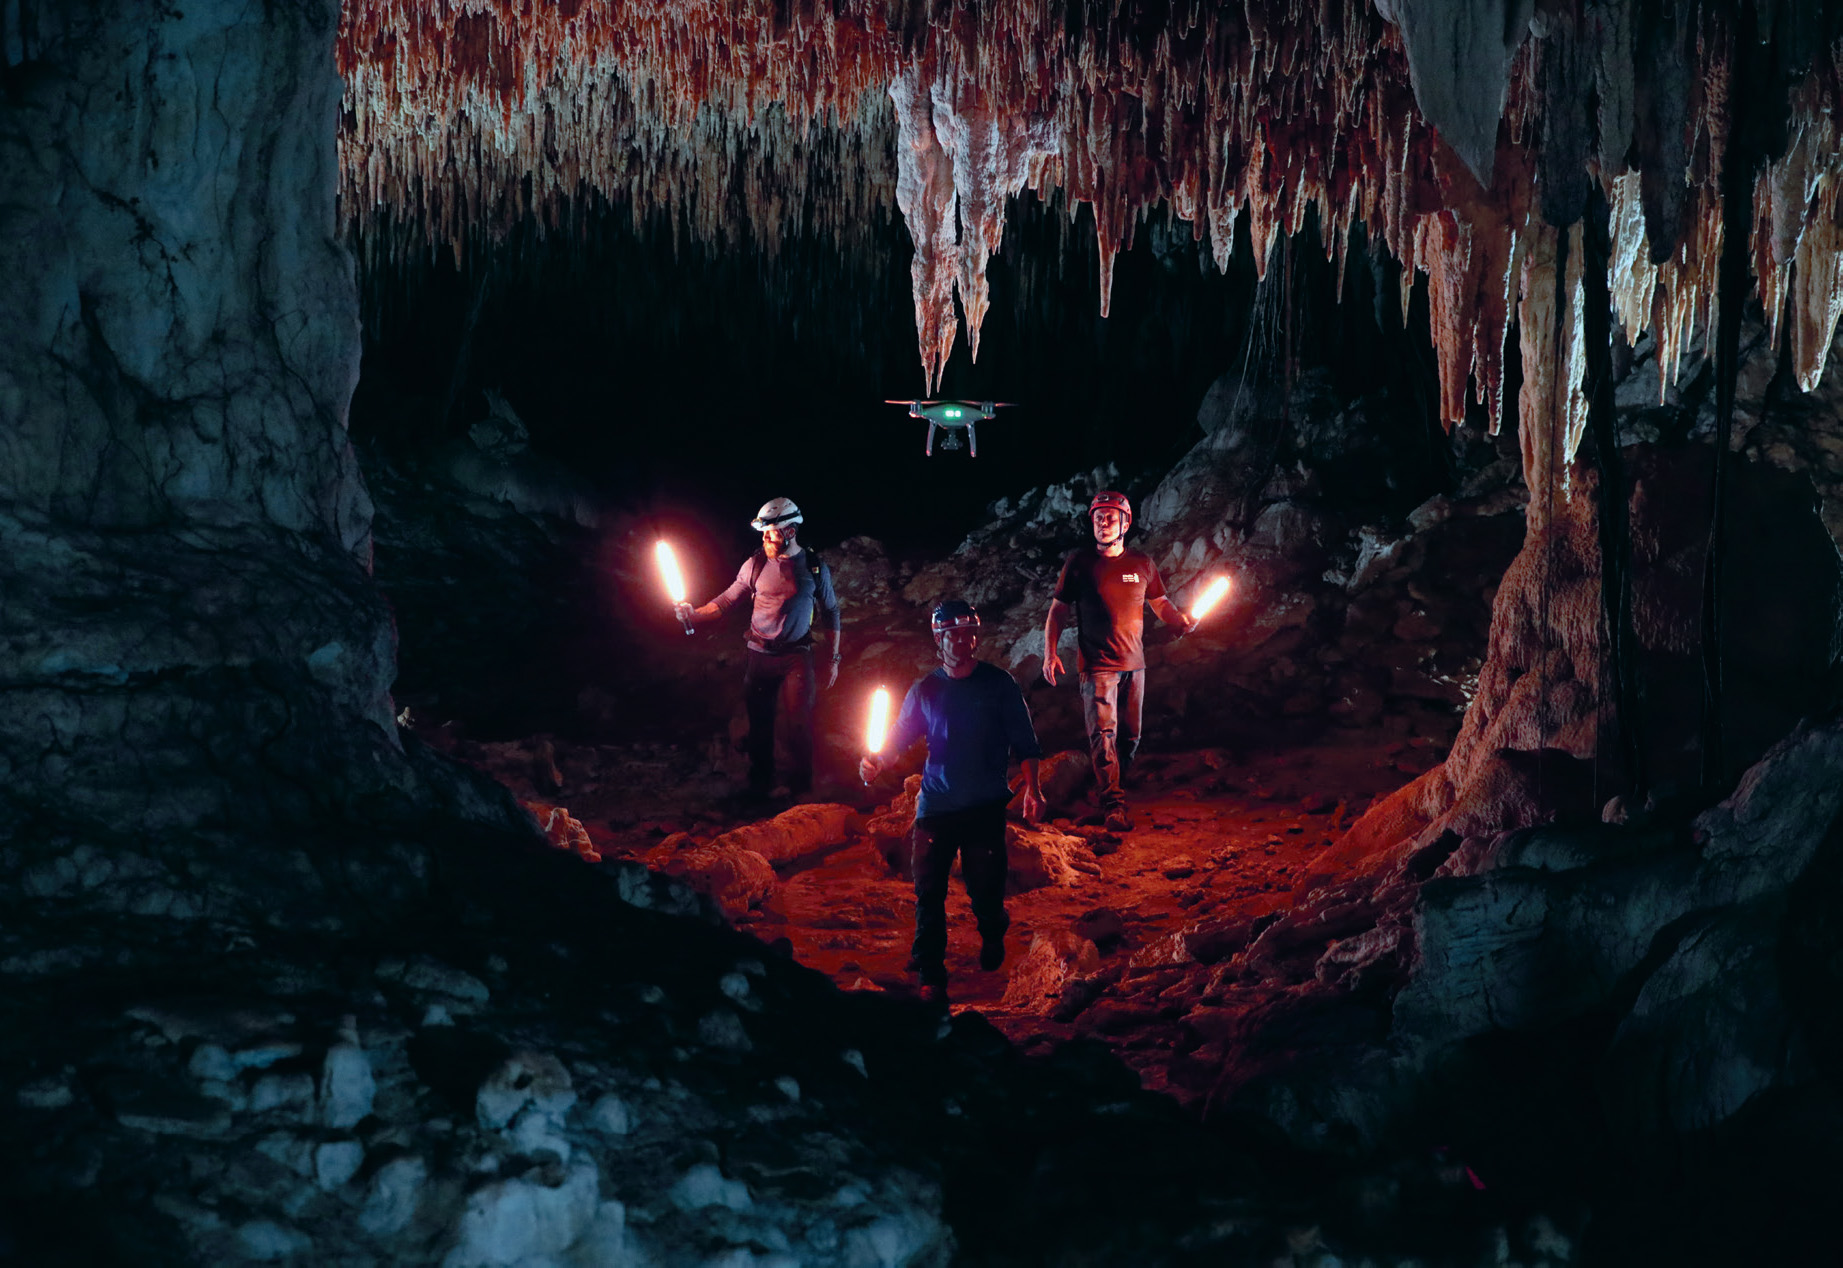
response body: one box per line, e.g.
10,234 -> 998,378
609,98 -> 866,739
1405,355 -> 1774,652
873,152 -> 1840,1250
1053,546 -> 1168,671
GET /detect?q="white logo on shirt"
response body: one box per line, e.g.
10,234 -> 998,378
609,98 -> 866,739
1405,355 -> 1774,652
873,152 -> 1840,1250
1121,573 -> 1141,583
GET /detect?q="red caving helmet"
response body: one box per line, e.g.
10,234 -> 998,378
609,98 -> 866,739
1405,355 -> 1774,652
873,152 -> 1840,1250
1089,490 -> 1132,526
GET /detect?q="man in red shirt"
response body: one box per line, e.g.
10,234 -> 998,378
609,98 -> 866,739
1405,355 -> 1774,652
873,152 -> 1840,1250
1042,490 -> 1194,832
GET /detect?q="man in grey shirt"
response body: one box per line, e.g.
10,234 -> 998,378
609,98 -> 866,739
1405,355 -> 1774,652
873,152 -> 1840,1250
678,497 -> 842,799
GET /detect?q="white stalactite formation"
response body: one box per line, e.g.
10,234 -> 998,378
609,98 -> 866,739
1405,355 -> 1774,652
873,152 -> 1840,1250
337,2 -> 1843,477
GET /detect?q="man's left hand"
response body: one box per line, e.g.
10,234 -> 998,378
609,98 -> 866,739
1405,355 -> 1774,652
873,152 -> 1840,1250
823,659 -> 840,689
1022,786 -> 1046,823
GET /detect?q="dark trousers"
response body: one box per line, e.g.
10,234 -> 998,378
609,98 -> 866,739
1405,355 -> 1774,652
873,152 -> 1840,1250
743,648 -> 815,793
910,800 -> 1010,985
1079,669 -> 1145,810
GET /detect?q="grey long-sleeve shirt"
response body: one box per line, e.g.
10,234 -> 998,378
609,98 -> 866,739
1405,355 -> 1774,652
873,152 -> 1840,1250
711,548 -> 840,653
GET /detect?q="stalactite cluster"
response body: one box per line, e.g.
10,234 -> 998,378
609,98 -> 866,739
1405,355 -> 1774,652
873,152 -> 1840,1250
338,0 -> 1843,451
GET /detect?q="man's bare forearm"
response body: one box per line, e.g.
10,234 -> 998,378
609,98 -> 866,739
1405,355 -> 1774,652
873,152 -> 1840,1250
1043,601 -> 1067,652
1020,757 -> 1042,795
1151,596 -> 1191,629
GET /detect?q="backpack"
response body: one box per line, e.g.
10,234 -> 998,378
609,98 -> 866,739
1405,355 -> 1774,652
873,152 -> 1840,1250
747,547 -> 825,592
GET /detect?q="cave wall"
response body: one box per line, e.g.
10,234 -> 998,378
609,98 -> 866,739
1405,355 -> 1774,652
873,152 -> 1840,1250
0,0 -> 397,833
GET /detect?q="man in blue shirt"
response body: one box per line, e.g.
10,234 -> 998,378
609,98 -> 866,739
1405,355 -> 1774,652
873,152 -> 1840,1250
859,600 -> 1045,1003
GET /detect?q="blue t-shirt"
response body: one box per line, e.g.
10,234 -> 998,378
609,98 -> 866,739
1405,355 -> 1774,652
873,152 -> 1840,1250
885,661 -> 1043,818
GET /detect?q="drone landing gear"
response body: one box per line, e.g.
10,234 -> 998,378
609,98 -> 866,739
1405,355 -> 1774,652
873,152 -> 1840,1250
925,422 -> 935,456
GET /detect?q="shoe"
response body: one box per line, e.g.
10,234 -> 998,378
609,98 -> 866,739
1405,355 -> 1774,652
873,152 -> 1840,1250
979,936 -> 1005,972
1104,807 -> 1133,833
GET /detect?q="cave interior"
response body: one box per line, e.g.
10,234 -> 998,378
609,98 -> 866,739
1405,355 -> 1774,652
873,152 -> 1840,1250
6,1 -> 1843,1265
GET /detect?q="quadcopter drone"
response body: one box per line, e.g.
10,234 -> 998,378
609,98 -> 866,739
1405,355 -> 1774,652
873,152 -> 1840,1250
884,399 -> 1016,456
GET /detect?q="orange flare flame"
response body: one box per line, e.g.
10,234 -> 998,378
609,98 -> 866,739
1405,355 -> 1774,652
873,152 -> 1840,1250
866,687 -> 891,754
1190,575 -> 1232,622
654,539 -> 687,604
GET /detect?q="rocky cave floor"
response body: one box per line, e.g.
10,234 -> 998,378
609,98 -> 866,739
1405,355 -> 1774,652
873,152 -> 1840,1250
427,725 -> 1440,1109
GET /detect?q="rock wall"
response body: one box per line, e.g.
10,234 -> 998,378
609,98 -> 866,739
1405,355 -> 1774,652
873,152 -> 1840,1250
0,0 -> 394,833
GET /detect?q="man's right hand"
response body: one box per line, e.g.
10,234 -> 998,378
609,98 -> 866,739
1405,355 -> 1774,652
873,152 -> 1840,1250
1042,649 -> 1064,686
1021,785 -> 1046,823
673,602 -> 694,625
858,755 -> 883,785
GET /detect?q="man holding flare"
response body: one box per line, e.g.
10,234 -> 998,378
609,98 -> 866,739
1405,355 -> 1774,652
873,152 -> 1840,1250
1042,489 -> 1219,834
860,600 -> 1044,1005
670,497 -> 841,801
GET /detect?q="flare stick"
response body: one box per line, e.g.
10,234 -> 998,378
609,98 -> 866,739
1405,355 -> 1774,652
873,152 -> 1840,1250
655,540 -> 694,634
1190,575 -> 1232,622
865,687 -> 891,754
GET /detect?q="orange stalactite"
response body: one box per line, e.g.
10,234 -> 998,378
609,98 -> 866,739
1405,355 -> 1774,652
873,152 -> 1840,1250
337,2 -> 1843,470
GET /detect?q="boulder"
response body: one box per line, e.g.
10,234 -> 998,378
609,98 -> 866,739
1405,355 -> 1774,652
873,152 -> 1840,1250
1011,749 -> 1090,812
1005,825 -> 1102,892
1073,907 -> 1126,948
646,847 -> 775,918
1182,915 -> 1262,964
1001,932 -> 1103,1010
705,803 -> 863,867
866,775 -> 922,872
522,801 -> 600,863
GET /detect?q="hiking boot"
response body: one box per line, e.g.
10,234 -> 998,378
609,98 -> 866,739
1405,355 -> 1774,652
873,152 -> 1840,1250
978,935 -> 1005,972
1104,807 -> 1133,833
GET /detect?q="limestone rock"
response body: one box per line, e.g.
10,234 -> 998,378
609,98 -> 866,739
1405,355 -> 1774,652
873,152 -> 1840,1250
1001,931 -> 1102,1010
522,801 -> 601,863
445,1159 -> 601,1268
866,775 -> 923,873
706,803 -> 863,867
646,846 -> 776,918
1015,749 -> 1089,812
1005,824 -> 1102,892
318,1024 -> 376,1130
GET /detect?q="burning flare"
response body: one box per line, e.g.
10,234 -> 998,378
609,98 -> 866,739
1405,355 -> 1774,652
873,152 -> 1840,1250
655,540 -> 694,634
654,540 -> 688,603
865,687 -> 892,754
1190,576 -> 1232,622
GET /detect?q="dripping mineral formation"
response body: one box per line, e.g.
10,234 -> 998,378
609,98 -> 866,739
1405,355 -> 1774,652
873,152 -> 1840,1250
342,1 -> 1843,421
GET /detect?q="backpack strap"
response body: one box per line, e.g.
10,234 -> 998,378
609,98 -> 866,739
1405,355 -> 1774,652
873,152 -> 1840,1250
749,548 -> 825,595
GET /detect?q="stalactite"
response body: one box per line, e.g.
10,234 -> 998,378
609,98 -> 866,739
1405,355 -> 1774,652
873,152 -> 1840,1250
888,64 -> 959,394
336,2 -> 1843,451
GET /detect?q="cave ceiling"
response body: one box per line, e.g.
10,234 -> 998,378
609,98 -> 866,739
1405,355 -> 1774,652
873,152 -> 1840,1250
339,1 -> 1843,473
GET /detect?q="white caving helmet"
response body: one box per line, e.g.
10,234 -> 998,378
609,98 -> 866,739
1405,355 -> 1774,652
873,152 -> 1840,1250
751,496 -> 804,532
